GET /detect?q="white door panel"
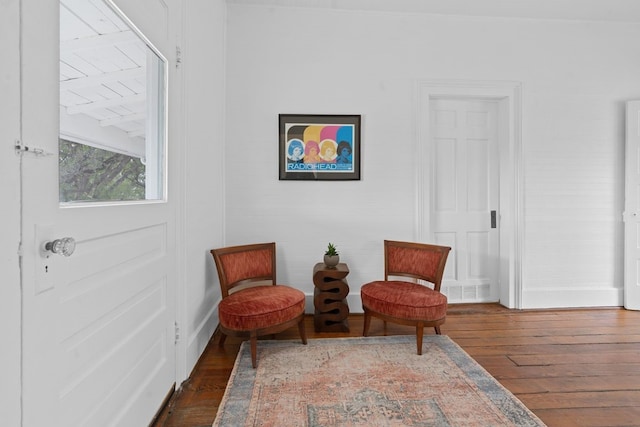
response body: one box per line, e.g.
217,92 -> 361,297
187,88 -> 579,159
431,99 -> 499,303
21,0 -> 177,425
624,100 -> 640,310
1,0 -> 22,423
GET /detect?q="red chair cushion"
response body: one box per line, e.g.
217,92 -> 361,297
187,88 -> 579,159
361,280 -> 447,321
218,285 -> 306,331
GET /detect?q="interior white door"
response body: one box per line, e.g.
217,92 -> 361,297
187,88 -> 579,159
20,1 -> 178,426
430,98 -> 500,303
1,0 -> 22,425
624,100 -> 640,311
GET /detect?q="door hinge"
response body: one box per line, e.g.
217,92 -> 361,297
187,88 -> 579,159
176,46 -> 182,68
14,139 -> 54,157
174,321 -> 180,344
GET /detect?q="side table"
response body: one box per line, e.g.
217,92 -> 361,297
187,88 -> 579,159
313,262 -> 350,332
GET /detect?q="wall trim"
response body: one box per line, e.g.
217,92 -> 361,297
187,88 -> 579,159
186,303 -> 219,374
522,288 -> 623,309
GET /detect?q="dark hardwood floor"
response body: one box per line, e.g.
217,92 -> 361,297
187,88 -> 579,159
152,304 -> 640,427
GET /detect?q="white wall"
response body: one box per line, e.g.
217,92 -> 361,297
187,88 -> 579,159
180,0 -> 227,376
224,3 -> 640,308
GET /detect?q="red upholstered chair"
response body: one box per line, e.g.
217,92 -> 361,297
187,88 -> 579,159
210,242 -> 307,368
360,240 -> 451,355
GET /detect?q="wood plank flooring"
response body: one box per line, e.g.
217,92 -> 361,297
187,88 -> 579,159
152,304 -> 640,427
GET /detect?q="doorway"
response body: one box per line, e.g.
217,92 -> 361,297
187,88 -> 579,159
417,80 -> 523,308
430,98 -> 500,302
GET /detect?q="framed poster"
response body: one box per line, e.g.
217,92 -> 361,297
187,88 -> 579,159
279,114 -> 361,180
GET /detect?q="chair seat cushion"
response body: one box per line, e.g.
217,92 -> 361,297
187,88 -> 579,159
219,285 -> 306,331
361,280 -> 447,321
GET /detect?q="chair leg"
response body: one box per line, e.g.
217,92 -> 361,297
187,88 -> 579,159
362,311 -> 371,336
416,324 -> 424,355
298,317 -> 308,345
218,333 -> 227,347
435,326 -> 441,335
250,331 -> 258,368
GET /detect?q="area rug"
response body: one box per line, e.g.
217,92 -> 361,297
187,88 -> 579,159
213,335 -> 546,427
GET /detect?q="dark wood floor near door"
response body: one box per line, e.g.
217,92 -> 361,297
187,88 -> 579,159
152,304 -> 640,427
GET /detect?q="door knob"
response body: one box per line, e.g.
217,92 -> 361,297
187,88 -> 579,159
44,237 -> 76,257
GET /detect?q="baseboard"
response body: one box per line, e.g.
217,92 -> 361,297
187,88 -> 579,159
521,287 -> 623,309
185,304 -> 218,378
307,289 -> 623,311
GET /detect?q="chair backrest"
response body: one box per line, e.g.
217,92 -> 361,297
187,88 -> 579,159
384,240 -> 451,291
210,242 -> 277,298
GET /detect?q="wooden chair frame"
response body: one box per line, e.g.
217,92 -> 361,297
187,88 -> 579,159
211,242 -> 307,367
362,240 -> 451,355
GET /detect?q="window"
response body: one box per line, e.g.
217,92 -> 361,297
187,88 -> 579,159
59,138 -> 145,202
59,0 -> 166,203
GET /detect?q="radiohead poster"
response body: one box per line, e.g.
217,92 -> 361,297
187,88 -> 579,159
279,114 -> 361,181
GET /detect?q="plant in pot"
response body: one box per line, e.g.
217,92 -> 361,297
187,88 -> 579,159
324,242 -> 340,267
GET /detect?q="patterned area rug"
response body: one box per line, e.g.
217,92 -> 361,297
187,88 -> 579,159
213,335 -> 546,426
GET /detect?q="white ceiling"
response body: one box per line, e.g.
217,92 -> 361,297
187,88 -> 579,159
59,0 -> 147,157
228,0 -> 640,23
58,0 -> 640,157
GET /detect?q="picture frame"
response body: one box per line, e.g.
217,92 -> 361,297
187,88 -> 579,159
279,114 -> 361,181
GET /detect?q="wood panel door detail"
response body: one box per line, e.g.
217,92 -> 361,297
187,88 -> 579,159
430,98 -> 500,303
19,0 -> 179,425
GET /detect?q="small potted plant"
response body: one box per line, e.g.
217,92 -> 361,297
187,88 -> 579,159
324,242 -> 340,267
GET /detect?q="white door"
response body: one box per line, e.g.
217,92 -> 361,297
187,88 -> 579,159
624,100 -> 640,310
430,98 -> 500,303
1,0 -> 22,425
20,0 -> 179,425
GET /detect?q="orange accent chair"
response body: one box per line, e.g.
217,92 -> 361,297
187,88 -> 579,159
210,242 -> 307,368
360,240 -> 451,355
